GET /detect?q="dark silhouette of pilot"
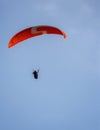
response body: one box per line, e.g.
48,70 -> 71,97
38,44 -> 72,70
32,70 -> 39,79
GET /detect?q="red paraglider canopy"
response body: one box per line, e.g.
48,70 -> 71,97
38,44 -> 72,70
8,25 -> 67,48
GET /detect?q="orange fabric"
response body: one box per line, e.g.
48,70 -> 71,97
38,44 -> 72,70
8,25 -> 67,48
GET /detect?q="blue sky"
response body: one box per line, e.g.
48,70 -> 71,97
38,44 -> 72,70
0,0 -> 99,130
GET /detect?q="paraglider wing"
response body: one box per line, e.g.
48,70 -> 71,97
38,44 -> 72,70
8,25 -> 67,48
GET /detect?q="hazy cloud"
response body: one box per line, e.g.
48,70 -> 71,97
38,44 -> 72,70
33,2 -> 60,16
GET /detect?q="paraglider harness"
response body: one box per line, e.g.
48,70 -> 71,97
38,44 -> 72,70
32,70 -> 39,79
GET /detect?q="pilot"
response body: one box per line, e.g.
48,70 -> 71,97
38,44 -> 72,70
32,70 -> 39,79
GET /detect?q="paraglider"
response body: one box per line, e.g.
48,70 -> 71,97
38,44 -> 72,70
8,25 -> 67,48
32,70 -> 39,79
8,25 -> 67,80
